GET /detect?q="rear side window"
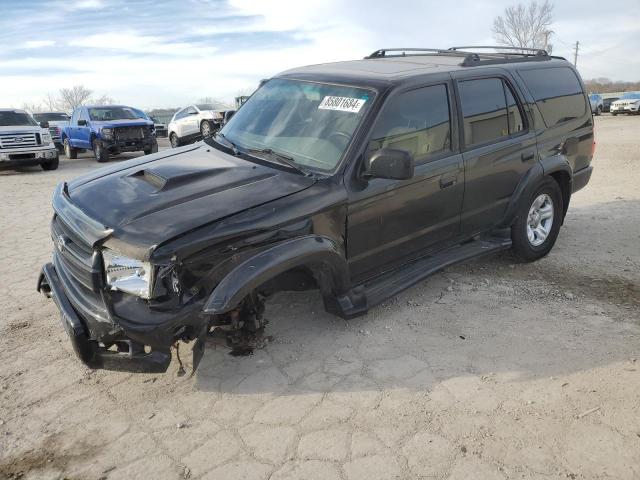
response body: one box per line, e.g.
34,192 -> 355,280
459,78 -> 509,147
368,84 -> 452,163
519,67 -> 586,126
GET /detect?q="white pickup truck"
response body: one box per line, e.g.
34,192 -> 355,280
0,109 -> 59,171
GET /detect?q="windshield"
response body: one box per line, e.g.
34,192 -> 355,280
33,113 -> 69,122
620,92 -> 640,100
0,111 -> 39,127
88,107 -> 139,121
219,78 -> 373,172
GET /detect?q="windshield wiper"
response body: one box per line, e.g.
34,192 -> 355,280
214,132 -> 239,155
245,148 -> 309,175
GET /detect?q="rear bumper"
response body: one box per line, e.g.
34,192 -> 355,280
573,165 -> 593,193
37,262 -> 172,373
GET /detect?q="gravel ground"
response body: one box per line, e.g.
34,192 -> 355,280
0,119 -> 638,480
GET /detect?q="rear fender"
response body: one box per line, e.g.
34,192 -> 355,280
203,235 -> 350,314
499,155 -> 572,227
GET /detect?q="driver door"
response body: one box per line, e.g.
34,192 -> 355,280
346,81 -> 464,281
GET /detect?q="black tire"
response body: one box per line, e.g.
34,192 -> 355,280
510,178 -> 563,262
92,138 -> 110,163
144,140 -> 158,155
200,120 -> 213,138
595,105 -> 602,116
612,112 -> 618,116
170,133 -> 180,148
64,138 -> 77,159
41,156 -> 59,171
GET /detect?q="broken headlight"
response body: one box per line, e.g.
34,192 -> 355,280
102,249 -> 152,299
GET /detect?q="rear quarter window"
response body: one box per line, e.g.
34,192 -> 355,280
519,67 -> 587,127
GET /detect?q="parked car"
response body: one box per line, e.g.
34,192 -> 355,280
32,111 -> 70,152
61,105 -> 158,162
38,46 -> 594,374
0,109 -> 58,171
602,97 -> 618,113
129,108 -> 167,138
168,104 -> 231,147
610,92 -> 640,115
589,93 -> 603,115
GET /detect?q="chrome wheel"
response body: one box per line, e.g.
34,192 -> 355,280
201,121 -> 211,137
170,134 -> 178,148
526,194 -> 554,247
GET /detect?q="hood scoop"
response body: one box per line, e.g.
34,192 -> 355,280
129,166 -> 236,193
130,169 -> 167,191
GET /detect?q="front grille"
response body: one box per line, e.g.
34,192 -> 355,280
115,126 -> 146,141
51,216 -> 102,292
0,132 -> 39,149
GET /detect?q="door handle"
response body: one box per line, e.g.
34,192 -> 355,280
521,151 -> 536,162
439,175 -> 457,189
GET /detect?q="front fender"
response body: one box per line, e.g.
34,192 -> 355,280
203,235 -> 350,314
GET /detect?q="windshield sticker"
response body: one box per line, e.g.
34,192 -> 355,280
318,96 -> 366,113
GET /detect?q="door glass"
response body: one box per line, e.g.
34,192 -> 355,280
71,110 -> 80,125
459,78 -> 509,147
368,84 -> 451,163
504,84 -> 524,135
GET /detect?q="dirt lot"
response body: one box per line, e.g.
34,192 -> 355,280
0,119 -> 638,480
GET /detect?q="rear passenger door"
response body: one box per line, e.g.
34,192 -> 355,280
347,81 -> 464,280
452,73 -> 538,235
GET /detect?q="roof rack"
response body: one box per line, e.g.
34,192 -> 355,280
365,46 -> 555,67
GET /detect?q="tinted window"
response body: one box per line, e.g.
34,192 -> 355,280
519,67 -> 586,126
70,109 -> 80,125
88,107 -> 138,121
505,84 -> 524,135
368,84 -> 451,162
0,111 -> 38,127
459,78 -> 509,147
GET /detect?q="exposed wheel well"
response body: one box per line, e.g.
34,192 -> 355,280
256,266 -> 319,298
549,171 -> 571,219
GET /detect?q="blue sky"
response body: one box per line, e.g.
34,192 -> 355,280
2,0 -> 639,109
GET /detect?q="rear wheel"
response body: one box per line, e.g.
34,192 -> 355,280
41,156 -> 59,171
170,133 -> 180,148
93,138 -> 110,163
64,138 -> 77,159
511,178 -> 563,262
144,140 -> 158,155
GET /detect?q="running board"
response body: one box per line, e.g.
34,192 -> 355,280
328,237 -> 512,319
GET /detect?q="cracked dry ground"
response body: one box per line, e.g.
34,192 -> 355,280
1,119 -> 639,480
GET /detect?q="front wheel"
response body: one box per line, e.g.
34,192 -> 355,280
92,138 -> 110,163
595,105 -> 602,116
64,138 -> 77,159
41,156 -> 59,171
511,178 -> 563,262
170,133 -> 180,148
200,120 -> 213,138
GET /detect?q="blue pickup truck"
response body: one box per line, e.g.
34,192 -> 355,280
61,105 -> 158,162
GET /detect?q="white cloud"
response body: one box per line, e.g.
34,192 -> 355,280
73,0 -> 105,9
23,40 -> 55,49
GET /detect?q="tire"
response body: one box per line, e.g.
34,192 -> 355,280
612,112 -> 618,116
63,138 -> 77,159
510,178 -> 563,262
41,156 -> 59,171
144,140 -> 158,155
200,120 -> 213,138
92,138 -> 110,163
170,133 -> 180,148
596,105 -> 602,116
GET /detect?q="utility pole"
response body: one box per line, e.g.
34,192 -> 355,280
573,41 -> 579,67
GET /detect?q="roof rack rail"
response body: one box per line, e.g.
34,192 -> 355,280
365,46 -> 555,67
365,48 -> 466,59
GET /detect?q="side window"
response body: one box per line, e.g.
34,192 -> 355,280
70,109 -> 79,125
79,109 -> 89,122
459,78 -> 509,147
518,67 -> 586,127
368,84 -> 452,162
187,106 -> 197,115
174,109 -> 185,121
504,83 -> 524,135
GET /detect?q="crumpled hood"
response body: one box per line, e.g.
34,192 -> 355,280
66,143 -> 316,255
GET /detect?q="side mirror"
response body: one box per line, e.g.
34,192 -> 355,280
363,148 -> 414,180
39,121 -> 49,129
223,110 -> 236,124
77,119 -> 87,126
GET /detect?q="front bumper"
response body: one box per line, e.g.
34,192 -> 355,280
101,136 -> 156,153
38,262 -> 172,373
610,105 -> 640,114
0,147 -> 58,169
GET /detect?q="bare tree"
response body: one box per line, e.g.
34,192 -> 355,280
492,1 -> 554,52
44,92 -> 62,111
21,101 -> 45,113
58,85 -> 93,111
197,97 -> 230,108
92,94 -> 115,105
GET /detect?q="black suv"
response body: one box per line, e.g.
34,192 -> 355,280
38,47 -> 594,373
